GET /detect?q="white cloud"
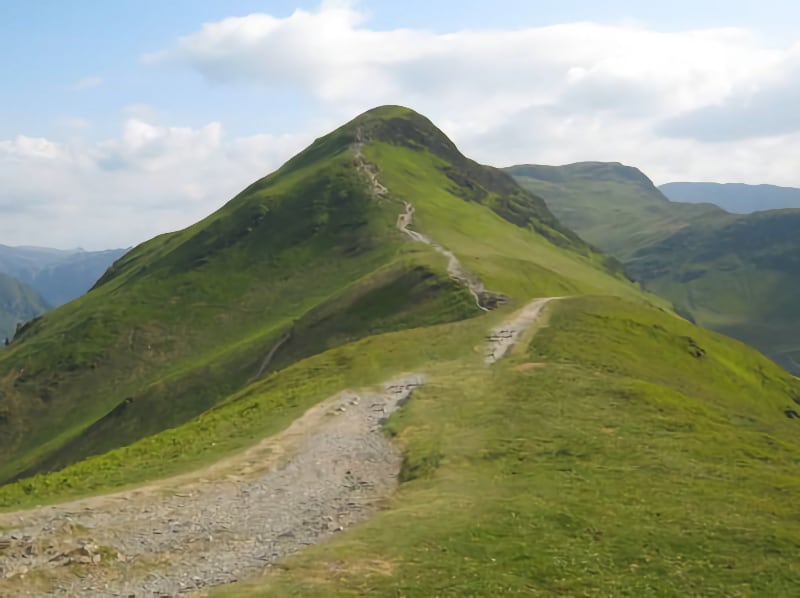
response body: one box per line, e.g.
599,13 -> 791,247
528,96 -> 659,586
5,5 -> 800,250
72,75 -> 105,90
0,122 -> 309,249
146,5 -> 800,187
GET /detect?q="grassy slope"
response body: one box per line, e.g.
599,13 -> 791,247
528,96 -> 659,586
0,110 -> 476,483
629,210 -> 800,374
217,295 -> 800,597
0,273 -> 49,341
508,163 -> 729,260
508,163 -> 800,374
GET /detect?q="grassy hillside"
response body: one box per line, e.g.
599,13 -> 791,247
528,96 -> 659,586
629,209 -> 800,374
508,163 -> 729,260
508,163 -> 800,374
0,107 -> 641,486
212,295 -> 800,596
0,273 -> 48,342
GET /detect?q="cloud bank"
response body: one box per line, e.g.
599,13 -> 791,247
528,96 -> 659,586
3,4 -> 800,248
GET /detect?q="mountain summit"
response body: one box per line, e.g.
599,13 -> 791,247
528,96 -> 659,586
0,106 -> 631,484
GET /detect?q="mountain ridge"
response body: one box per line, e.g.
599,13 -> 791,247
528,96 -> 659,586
1,108 -> 800,596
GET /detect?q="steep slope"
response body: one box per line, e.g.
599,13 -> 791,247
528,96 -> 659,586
661,181 -> 800,213
0,106 -> 637,485
508,163 -> 800,374
0,245 -> 127,307
0,274 -> 49,342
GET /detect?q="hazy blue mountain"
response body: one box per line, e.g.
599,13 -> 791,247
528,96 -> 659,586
0,245 -> 127,306
659,182 -> 800,214
0,273 -> 49,342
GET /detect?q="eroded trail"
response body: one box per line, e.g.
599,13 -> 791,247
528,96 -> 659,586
353,127 -> 505,311
485,297 -> 558,364
0,376 -> 423,596
395,201 -> 507,311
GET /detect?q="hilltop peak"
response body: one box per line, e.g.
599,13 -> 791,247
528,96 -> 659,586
344,105 -> 462,161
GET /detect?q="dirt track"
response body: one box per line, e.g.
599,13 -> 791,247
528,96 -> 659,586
0,377 -> 423,596
485,297 -> 558,364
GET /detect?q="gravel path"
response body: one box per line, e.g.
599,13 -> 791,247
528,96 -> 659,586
353,126 -> 506,311
0,376 -> 424,596
485,297 -> 558,364
395,201 -> 508,311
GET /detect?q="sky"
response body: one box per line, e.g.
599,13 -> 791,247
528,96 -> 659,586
2,0 -> 800,249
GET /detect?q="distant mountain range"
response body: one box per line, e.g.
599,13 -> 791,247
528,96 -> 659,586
0,245 -> 127,341
659,182 -> 800,213
508,162 -> 800,374
0,274 -> 49,342
0,245 -> 127,307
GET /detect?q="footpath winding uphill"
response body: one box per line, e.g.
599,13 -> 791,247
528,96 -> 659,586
355,127 -> 507,311
396,202 -> 508,311
0,297 -> 555,596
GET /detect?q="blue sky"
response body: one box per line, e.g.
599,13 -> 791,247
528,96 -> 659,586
2,1 -> 800,248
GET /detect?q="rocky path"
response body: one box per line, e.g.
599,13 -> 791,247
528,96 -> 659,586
395,201 -> 507,311
485,297 -> 558,364
0,376 -> 423,596
353,127 -> 506,311
353,127 -> 388,198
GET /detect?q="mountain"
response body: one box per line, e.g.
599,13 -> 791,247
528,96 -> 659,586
508,162 -> 800,374
0,106 -> 634,485
2,108 -> 800,596
660,181 -> 800,213
507,163 -> 729,260
0,245 -> 127,307
0,274 -> 49,342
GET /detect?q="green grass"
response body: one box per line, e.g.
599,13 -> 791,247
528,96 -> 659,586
367,144 -> 646,303
214,296 -> 800,597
